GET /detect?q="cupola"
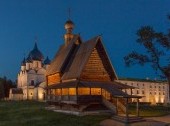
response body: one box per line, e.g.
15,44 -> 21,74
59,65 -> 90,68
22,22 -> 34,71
64,20 -> 74,45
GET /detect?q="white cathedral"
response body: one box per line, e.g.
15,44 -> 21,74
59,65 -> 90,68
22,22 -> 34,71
9,42 -> 50,100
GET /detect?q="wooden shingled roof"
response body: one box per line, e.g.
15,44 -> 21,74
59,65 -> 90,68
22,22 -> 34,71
46,35 -> 118,81
46,35 -> 81,75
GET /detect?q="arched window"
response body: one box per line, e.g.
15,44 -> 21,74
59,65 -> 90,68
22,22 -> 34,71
37,62 -> 38,67
31,80 -> 34,86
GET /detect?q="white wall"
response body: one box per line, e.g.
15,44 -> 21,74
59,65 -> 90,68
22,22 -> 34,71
116,80 -> 168,104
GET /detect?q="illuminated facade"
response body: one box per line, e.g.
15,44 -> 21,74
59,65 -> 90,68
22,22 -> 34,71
46,19 -> 142,117
116,79 -> 169,104
9,43 -> 50,100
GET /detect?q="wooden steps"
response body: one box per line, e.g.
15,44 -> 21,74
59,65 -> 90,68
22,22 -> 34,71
102,97 -> 117,114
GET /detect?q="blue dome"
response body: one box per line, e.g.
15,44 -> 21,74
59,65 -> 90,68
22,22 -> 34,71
27,43 -> 44,61
44,56 -> 51,65
26,55 -> 32,62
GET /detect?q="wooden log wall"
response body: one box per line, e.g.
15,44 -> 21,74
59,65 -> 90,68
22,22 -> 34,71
47,73 -> 61,85
80,47 -> 111,81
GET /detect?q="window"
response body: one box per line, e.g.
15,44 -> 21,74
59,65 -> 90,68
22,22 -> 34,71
62,88 -> 69,95
78,88 -> 90,95
137,90 -> 139,94
69,88 -> 76,95
142,90 -> 145,94
31,80 -> 34,86
150,85 -> 152,88
37,62 -> 38,67
51,89 -> 55,95
56,89 -> 61,95
150,92 -> 152,95
91,88 -> 101,95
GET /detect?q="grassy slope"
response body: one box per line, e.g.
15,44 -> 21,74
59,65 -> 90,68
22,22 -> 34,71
0,101 -> 109,126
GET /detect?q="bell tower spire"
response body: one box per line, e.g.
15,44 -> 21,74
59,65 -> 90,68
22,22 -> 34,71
64,8 -> 74,45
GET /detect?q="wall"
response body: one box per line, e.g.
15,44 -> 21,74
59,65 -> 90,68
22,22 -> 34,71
116,80 -> 169,104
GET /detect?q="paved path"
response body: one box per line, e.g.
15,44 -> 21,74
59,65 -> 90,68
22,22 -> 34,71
146,115 -> 170,124
100,115 -> 170,126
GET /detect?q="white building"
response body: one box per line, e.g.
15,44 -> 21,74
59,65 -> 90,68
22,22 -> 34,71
9,43 -> 50,100
116,79 -> 169,105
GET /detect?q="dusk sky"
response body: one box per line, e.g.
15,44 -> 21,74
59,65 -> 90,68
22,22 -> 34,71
0,0 -> 170,81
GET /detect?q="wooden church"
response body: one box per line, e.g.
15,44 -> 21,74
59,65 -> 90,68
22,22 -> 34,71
46,20 -> 142,118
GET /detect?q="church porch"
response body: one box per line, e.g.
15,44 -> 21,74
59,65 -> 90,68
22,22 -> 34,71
46,80 -> 142,118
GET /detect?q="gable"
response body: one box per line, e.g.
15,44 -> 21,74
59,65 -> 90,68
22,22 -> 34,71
61,36 -> 117,81
61,36 -> 99,80
80,39 -> 117,81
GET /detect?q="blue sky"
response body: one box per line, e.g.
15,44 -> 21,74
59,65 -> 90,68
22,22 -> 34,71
0,0 -> 170,81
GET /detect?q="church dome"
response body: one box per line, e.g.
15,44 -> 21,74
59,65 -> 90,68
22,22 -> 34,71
64,20 -> 74,30
26,55 -> 32,63
27,43 -> 44,61
44,56 -> 51,65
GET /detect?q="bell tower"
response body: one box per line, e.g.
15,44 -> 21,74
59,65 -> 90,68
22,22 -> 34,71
64,8 -> 74,45
64,20 -> 74,45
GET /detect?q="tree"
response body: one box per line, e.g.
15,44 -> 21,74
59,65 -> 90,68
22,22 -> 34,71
0,78 -> 5,99
124,16 -> 170,99
0,77 -> 16,99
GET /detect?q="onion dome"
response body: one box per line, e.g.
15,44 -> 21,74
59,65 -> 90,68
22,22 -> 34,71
44,56 -> 51,65
64,20 -> 74,33
26,55 -> 32,63
21,57 -> 26,66
27,43 -> 44,61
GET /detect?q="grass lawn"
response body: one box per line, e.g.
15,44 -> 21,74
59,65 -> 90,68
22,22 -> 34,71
0,101 -> 170,126
129,105 -> 170,117
0,101 -> 110,126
